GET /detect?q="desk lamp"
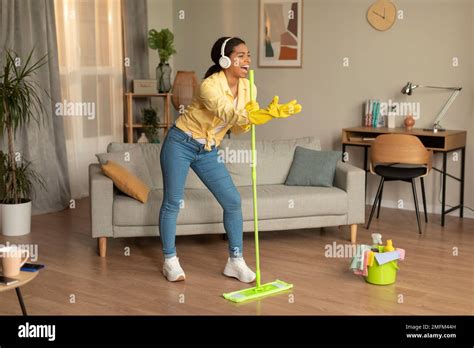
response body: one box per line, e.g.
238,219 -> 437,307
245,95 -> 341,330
401,82 -> 462,132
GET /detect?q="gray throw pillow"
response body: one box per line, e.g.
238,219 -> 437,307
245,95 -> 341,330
285,146 -> 341,187
96,146 -> 153,187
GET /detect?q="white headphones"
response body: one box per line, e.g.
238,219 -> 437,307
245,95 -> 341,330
219,37 -> 233,69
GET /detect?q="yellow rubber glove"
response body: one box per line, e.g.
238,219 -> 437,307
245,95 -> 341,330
245,101 -> 260,114
245,101 -> 273,125
247,109 -> 274,125
266,96 -> 302,118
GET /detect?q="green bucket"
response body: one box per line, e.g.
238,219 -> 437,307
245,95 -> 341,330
365,245 -> 399,285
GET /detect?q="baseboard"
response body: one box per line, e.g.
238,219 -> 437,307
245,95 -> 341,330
370,198 -> 474,219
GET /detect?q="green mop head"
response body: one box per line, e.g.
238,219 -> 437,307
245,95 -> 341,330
223,280 -> 293,303
222,70 -> 293,303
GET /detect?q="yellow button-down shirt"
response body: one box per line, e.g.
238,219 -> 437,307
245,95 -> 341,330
175,70 -> 257,151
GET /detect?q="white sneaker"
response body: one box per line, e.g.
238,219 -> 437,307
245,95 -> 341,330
163,256 -> 186,282
223,257 -> 256,283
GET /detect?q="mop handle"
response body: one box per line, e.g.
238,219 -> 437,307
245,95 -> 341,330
249,70 -> 261,288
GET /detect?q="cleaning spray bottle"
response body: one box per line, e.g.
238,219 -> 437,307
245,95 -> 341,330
383,239 -> 395,252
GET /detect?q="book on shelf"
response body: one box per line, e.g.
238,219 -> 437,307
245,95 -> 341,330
365,99 -> 385,128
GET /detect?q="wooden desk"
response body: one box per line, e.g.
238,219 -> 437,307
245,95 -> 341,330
341,127 -> 467,226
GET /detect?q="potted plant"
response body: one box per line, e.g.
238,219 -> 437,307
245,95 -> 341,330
0,49 -> 47,236
148,28 -> 177,93
142,107 -> 160,143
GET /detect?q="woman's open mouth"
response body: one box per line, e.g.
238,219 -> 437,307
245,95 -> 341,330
240,65 -> 249,73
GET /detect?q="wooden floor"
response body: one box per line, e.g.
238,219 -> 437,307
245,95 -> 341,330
0,198 -> 472,315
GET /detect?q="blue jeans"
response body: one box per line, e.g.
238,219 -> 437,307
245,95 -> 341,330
159,125 -> 243,259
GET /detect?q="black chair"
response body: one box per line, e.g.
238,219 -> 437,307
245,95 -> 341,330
366,134 -> 432,234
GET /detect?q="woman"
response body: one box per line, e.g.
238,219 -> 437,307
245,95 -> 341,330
159,36 -> 301,282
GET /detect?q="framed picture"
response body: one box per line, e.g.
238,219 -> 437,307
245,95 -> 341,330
258,0 -> 303,68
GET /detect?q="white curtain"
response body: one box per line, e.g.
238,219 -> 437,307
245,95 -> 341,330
54,0 -> 124,198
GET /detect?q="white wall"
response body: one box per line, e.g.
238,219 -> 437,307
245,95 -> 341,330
149,0 -> 474,218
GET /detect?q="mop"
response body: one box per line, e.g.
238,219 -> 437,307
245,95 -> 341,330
223,70 -> 293,303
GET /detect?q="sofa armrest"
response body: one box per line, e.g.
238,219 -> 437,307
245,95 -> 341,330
334,162 -> 365,225
89,163 -> 114,238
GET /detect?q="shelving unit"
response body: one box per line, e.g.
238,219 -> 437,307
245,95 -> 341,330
124,92 -> 172,143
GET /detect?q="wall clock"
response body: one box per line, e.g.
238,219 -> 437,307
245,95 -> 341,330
367,0 -> 397,31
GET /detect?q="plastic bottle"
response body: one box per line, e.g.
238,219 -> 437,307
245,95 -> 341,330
384,239 -> 395,252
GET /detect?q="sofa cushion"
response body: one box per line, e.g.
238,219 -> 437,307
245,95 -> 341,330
107,142 -> 206,190
101,160 -> 150,203
219,136 -> 321,186
285,147 -> 342,187
113,184 -> 347,226
114,189 -> 215,226
97,145 -> 152,187
238,185 -> 348,220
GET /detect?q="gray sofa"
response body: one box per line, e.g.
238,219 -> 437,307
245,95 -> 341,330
89,136 -> 365,257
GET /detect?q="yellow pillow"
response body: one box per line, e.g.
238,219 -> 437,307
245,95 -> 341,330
101,160 -> 150,203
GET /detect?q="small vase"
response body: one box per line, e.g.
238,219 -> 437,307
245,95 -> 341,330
138,132 -> 149,144
404,115 -> 415,131
156,62 -> 172,93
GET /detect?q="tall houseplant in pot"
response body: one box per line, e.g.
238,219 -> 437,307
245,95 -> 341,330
148,28 -> 177,93
0,50 -> 47,236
